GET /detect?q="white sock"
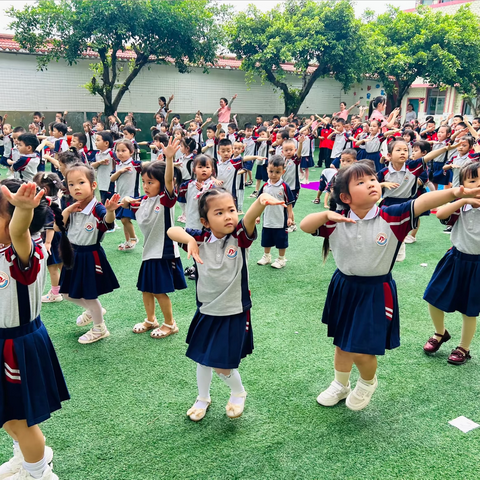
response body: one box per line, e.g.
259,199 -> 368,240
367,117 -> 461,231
360,375 -> 376,385
334,369 -> 351,387
218,369 -> 245,405
278,255 -> 285,261
82,299 -> 104,326
23,456 -> 46,479
180,202 -> 186,216
237,190 -> 244,211
194,364 -> 212,409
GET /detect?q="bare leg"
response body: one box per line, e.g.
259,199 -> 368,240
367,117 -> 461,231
410,218 -> 420,238
121,217 -> 136,242
353,353 -> 377,382
142,292 -> 157,324
3,420 -> 44,463
264,247 -> 271,255
334,346 -> 355,374
154,293 -> 174,333
278,248 -> 286,257
47,264 -> 61,288
324,192 -> 330,208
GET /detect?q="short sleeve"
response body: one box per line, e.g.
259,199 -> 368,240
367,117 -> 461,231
159,185 -> 177,208
235,220 -> 257,248
312,221 -> 337,238
5,242 -> 44,286
283,183 -> 295,205
407,158 -> 425,177
92,203 -> 112,232
379,200 -> 418,242
12,156 -> 29,172
377,168 -> 388,183
181,228 -> 210,252
178,181 -> 189,203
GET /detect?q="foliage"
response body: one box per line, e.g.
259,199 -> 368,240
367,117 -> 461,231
226,0 -> 367,115
8,0 -> 225,115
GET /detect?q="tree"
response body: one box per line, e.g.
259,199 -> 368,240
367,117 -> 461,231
365,5 -> 480,109
226,0 -> 367,116
8,0 -> 225,115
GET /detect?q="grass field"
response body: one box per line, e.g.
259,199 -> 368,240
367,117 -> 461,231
1,167 -> 479,479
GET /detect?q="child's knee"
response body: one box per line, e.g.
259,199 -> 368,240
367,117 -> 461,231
214,368 -> 231,377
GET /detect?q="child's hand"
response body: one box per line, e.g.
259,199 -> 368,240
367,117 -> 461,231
452,186 -> 480,199
287,218 -> 293,226
451,164 -> 462,169
1,182 -> 45,210
258,193 -> 286,207
105,194 -> 121,211
255,217 -> 260,224
326,211 -> 356,224
214,179 -> 224,186
45,242 -> 52,255
162,137 -> 180,158
465,198 -> 480,208
121,166 -> 132,174
298,135 -> 306,143
382,182 -> 400,190
206,117 -> 212,122
187,238 -> 203,264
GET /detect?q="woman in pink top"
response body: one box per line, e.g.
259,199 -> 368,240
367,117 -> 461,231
333,101 -> 360,120
215,94 -> 237,131
368,96 -> 400,129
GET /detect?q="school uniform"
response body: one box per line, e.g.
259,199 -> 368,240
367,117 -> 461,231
377,158 -> 425,206
53,136 -> 69,177
178,179 -> 212,230
313,201 -> 417,355
175,153 -> 194,182
12,153 -> 40,183
43,197 -> 62,266
182,221 -> 257,369
217,157 -> 243,201
0,242 -> 69,427
255,140 -> 270,183
202,138 -> 215,158
300,134 -> 315,169
59,198 -> 119,299
94,148 -> 117,204
133,188 -> 187,295
0,134 -> 13,167
318,126 -> 334,167
243,136 -> 257,171
429,140 -> 452,185
283,155 -> 301,205
318,168 -> 337,194
114,158 -> 142,220
234,157 -> 246,210
330,132 -> 348,168
445,154 -> 473,188
424,203 -> 480,317
190,128 -> 203,152
355,132 -> 368,160
228,132 -> 238,144
364,133 -> 387,172
258,179 -> 295,249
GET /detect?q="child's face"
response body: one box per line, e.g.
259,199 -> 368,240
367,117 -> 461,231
17,141 -> 32,155
160,126 -> 167,133
96,123 -> 105,132
12,132 -> 22,145
142,174 -> 161,197
116,143 -> 131,162
67,170 -> 96,201
259,131 -> 268,139
411,146 -> 426,160
369,122 -> 379,134
245,128 -> 253,138
3,125 -> 12,135
155,115 -> 162,124
402,134 -> 411,143
282,143 -> 296,159
288,129 -> 295,138
154,139 -> 163,149
343,173 -> 381,209
174,131 -> 183,141
92,117 -> 98,125
124,131 -> 134,140
280,117 -> 288,127
201,193 -> 238,238
473,119 -> 480,130
436,127 -> 449,142
194,114 -> 201,123
336,123 -> 345,132
388,142 -> 409,163
83,122 -> 91,132
340,155 -> 356,168
218,145 -> 233,161
457,140 -> 471,156
218,132 -> 226,140
189,122 -> 197,131
233,143 -> 244,157
206,129 -> 215,139
33,115 -> 41,123
463,169 -> 480,189
194,161 -> 213,182
173,117 -> 180,124
55,114 -> 62,121
228,126 -> 235,134
256,117 -> 262,125
108,115 -> 115,123
95,136 -> 109,151
71,137 -> 83,150
53,128 -> 63,139
267,164 -> 285,184
452,117 -> 461,126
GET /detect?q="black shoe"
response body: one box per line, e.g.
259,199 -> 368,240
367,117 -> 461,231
188,273 -> 196,280
184,265 -> 196,276
443,226 -> 452,234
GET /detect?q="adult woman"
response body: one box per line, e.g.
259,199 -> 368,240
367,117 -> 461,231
215,94 -> 237,131
405,103 -> 417,124
333,101 -> 360,120
368,96 -> 399,129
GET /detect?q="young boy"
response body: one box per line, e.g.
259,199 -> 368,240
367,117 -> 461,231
71,132 -> 89,163
241,123 -> 256,186
256,155 -> 294,269
52,122 -> 69,176
91,131 -> 117,204
201,124 -> 217,158
282,138 -> 302,232
216,138 -> 243,204
0,124 -> 13,168
328,119 -> 348,167
317,117 -> 334,168
32,111 -> 46,135
8,133 -> 40,182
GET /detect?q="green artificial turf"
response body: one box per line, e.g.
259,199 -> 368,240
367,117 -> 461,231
1,166 -> 479,479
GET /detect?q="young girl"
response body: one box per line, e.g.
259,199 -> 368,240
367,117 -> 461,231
423,162 -> 480,365
122,138 -> 187,339
168,187 -> 284,421
0,180 -> 71,480
176,138 -> 196,224
32,172 -> 65,303
110,139 -> 141,251
59,163 -> 120,344
300,162 -> 480,411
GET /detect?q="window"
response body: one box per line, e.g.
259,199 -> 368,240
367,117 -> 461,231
463,99 -> 476,116
418,0 -> 435,5
427,88 -> 446,115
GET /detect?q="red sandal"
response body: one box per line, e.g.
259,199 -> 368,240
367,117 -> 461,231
423,330 -> 451,355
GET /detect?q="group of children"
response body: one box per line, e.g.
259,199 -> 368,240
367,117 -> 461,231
0,101 -> 479,479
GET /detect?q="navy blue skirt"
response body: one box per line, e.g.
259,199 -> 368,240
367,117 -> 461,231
115,206 -> 136,220
186,309 -> 253,369
322,270 -> 400,355
60,244 -> 119,299
424,247 -> 480,317
0,317 -> 70,427
46,232 -> 62,266
356,148 -> 366,160
432,162 -> 452,185
365,151 -> 382,172
137,257 -> 187,294
300,155 -> 314,169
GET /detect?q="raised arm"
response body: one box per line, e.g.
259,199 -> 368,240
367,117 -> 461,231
423,143 -> 458,163
346,101 -> 360,114
162,137 -> 180,195
243,193 -> 285,237
414,186 -> 480,217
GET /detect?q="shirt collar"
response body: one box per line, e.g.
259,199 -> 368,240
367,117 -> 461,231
99,148 -> 111,156
388,162 -> 406,173
464,204 -> 480,212
267,178 -> 283,186
349,205 -> 379,221
208,232 -> 219,243
81,197 -> 97,215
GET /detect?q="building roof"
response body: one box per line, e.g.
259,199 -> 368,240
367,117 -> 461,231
0,33 -> 316,73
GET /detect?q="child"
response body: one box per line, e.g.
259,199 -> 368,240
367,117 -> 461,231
423,162 -> 480,365
201,124 -> 216,158
252,127 -> 271,192
444,136 -> 476,188
122,126 -> 141,162
59,163 -> 120,344
33,172 -> 65,303
9,133 -> 40,183
256,156 -> 294,269
282,138 -> 303,232
123,139 -> 187,339
90,131 -> 117,204
32,111 -> 45,135
167,187 -> 284,421
0,179 -> 71,480
317,117 -> 334,167
51,122 -> 69,177
176,137 -> 196,223
328,119 -> 348,168
1,123 -> 13,168
110,139 -> 141,251
299,123 -> 316,184
241,123 -> 256,186
70,133 -> 89,163
301,161 -> 480,411
216,139 -> 243,205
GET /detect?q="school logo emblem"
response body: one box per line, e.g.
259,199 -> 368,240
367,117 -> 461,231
278,190 -> 284,198
154,205 -> 161,213
85,222 -> 95,233
226,246 -> 238,259
0,271 -> 10,289
376,233 -> 388,247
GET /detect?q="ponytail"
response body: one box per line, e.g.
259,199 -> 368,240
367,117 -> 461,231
368,96 -> 386,120
49,201 -> 74,269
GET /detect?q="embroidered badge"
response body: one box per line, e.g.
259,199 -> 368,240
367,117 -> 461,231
85,222 -> 95,233
0,271 -> 10,289
376,233 -> 388,247
225,246 -> 238,259
154,205 -> 161,213
278,190 -> 284,198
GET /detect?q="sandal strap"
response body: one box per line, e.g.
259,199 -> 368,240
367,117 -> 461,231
455,346 -> 469,355
230,391 -> 247,398
162,321 -> 176,329
144,318 -> 157,325
434,332 -> 447,338
196,396 -> 211,403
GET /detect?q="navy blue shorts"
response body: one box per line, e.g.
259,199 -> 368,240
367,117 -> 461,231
100,190 -> 113,204
244,160 -> 254,171
255,163 -> 267,181
261,227 -> 288,249
432,162 -> 452,185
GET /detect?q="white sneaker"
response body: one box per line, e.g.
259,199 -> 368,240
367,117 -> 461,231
287,224 -> 297,233
76,308 -> 107,326
0,445 -> 53,479
257,254 -> 272,265
41,291 -> 63,303
346,376 -> 378,411
316,380 -> 351,406
395,242 -> 406,262
404,234 -> 417,244
7,464 -> 58,480
271,258 -> 286,269
249,191 -> 258,198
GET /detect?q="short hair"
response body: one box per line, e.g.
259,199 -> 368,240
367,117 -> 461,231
218,139 -> 232,148
268,155 -> 285,168
282,139 -> 296,148
115,138 -> 135,155
454,114 -> 464,120
13,126 -> 26,134
412,140 -> 432,154
154,133 -> 169,145
33,111 -> 43,118
206,124 -> 216,132
460,161 -> 480,185
17,133 -> 39,151
244,123 -> 253,130
460,135 -> 475,148
72,132 -> 87,147
53,122 -> 68,135
473,117 -> 480,122
279,130 -> 290,141
336,118 -> 346,125
426,119 -> 436,126
257,126 -> 267,134
173,114 -> 180,120
437,125 -> 452,135
256,114 -> 263,119
227,123 -> 237,130
457,122 -> 467,129
341,149 -> 357,159
95,131 -> 114,148
272,115 -> 280,121
403,130 -> 416,142
123,125 -> 136,136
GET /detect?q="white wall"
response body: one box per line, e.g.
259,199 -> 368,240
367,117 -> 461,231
0,52 -> 385,115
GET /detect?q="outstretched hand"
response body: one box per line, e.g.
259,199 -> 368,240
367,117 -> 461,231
162,137 -> 181,158
1,182 -> 44,210
453,186 -> 480,199
326,211 -> 356,224
105,193 -> 121,211
187,239 -> 203,264
258,193 -> 286,207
